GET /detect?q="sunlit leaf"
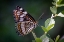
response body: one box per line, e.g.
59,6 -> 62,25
57,0 -> 62,5
50,6 -> 57,14
45,18 -> 51,28
35,38 -> 42,42
57,12 -> 64,17
57,4 -> 64,7
40,34 -> 49,42
48,18 -> 55,26
53,0 -> 59,5
41,26 -> 48,32
55,35 -> 60,42
46,24 -> 54,31
52,2 -> 56,6
46,18 -> 55,31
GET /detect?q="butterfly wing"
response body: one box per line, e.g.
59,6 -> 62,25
13,6 -> 37,35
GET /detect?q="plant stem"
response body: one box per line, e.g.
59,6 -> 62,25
32,31 -> 37,39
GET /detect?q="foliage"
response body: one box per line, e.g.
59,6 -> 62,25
32,0 -> 64,42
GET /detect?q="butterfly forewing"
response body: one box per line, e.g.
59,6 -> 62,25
13,6 -> 37,35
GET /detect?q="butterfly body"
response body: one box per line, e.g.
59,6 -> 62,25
13,6 -> 37,35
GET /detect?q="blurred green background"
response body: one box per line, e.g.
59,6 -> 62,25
0,0 -> 64,42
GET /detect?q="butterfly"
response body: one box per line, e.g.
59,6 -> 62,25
13,6 -> 38,36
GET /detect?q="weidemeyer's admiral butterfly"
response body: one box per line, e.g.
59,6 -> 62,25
13,6 -> 38,36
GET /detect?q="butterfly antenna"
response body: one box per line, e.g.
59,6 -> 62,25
37,13 -> 44,21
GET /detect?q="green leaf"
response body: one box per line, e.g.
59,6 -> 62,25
35,38 -> 42,42
40,34 -> 46,40
40,34 -> 49,42
50,6 -> 57,14
52,2 -> 56,6
57,12 -> 64,17
45,18 -> 51,28
57,4 -> 64,7
55,35 -> 60,42
52,0 -> 59,5
41,26 -> 48,32
46,24 -> 54,31
32,40 -> 35,42
45,18 -> 55,32
49,38 -> 54,42
57,0 -> 62,5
